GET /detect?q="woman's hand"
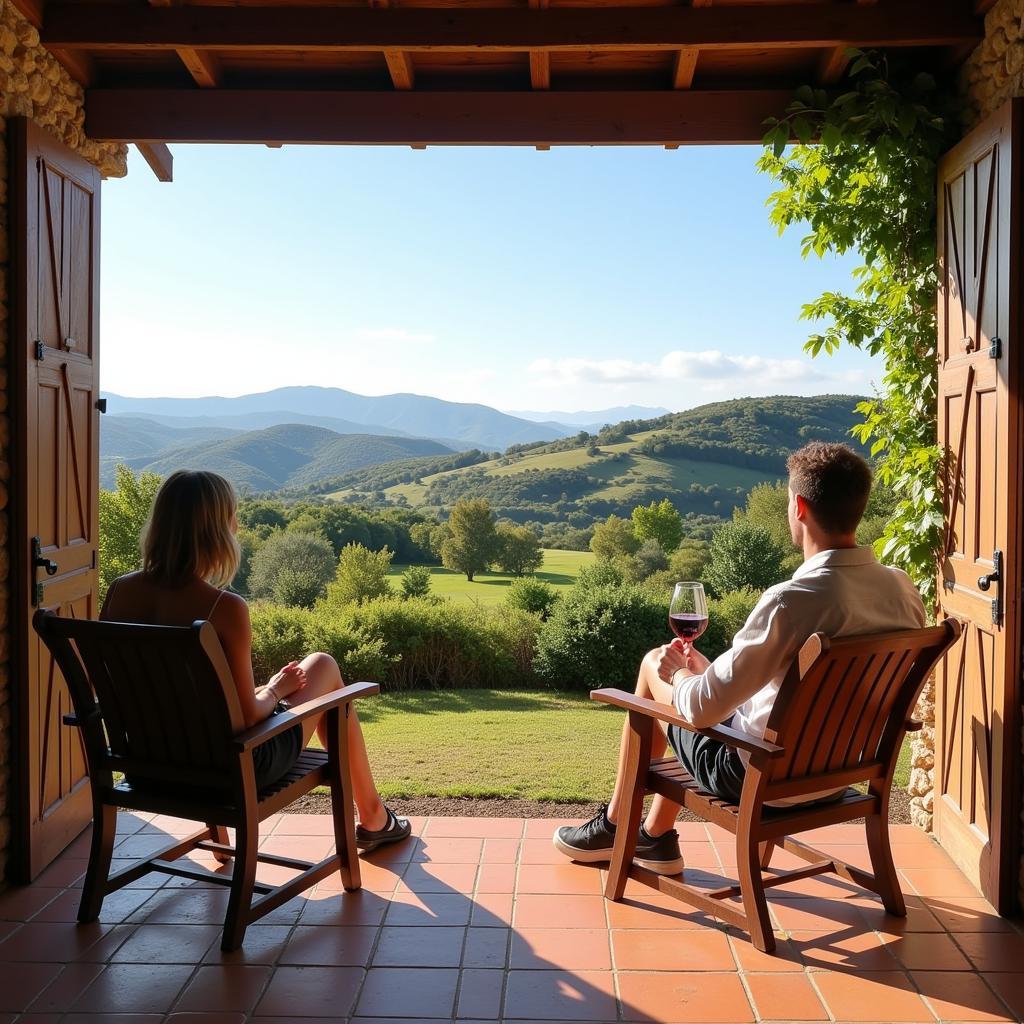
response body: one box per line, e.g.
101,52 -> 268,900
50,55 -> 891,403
268,661 -> 307,700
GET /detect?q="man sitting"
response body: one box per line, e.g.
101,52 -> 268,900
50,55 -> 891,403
553,442 -> 926,874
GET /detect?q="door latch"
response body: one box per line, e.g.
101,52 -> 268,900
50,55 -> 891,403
978,549 -> 1003,625
31,536 -> 58,607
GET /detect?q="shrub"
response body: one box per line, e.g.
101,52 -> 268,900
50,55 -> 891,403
326,543 -> 393,606
248,530 -> 336,608
574,560 -> 625,590
700,587 -> 762,662
590,514 -> 639,561
399,564 -> 433,600
618,539 -> 669,583
669,541 -> 711,583
703,521 -> 787,597
534,583 -> 665,690
98,465 -> 162,598
495,523 -> 543,576
249,603 -> 313,681
506,577 -> 559,620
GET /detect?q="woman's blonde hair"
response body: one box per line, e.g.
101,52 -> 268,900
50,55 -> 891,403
141,470 -> 240,588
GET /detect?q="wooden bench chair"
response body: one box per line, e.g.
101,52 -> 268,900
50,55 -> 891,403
33,609 -> 378,951
592,620 -> 961,953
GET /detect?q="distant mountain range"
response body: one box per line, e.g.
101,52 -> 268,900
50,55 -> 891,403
508,405 -> 672,432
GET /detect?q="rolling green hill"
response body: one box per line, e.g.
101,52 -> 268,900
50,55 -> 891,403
324,395 -> 868,534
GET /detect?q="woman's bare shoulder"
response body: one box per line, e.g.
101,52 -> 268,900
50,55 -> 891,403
213,591 -> 250,625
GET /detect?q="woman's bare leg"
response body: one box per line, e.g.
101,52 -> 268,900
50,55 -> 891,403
605,649 -> 683,837
288,653 -> 388,831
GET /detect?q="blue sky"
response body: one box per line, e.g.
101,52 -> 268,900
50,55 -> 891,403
101,144 -> 881,414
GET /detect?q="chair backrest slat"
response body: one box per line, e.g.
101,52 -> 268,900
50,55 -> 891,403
34,612 -> 245,790
763,621 -> 961,795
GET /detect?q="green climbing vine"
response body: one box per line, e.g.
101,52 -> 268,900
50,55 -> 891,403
758,51 -> 960,606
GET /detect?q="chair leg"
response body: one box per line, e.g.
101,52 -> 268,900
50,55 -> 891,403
758,840 -> 776,869
207,824 -> 232,864
221,818 -> 258,952
865,811 -> 905,916
78,803 -> 116,923
605,711 -> 652,902
737,834 -> 775,954
329,706 -> 361,892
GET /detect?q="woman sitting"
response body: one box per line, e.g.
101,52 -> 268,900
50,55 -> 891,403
101,469 -> 409,852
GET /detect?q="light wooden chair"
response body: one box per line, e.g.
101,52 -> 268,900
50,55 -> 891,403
33,609 -> 377,951
592,620 -> 961,953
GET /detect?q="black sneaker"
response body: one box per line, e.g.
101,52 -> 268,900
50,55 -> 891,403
552,806 -> 684,876
355,806 -> 411,852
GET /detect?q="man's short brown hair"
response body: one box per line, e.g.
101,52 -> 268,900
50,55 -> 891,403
786,442 -> 873,535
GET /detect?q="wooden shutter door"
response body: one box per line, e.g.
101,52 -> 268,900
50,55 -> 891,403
935,99 -> 1022,913
10,119 -> 101,881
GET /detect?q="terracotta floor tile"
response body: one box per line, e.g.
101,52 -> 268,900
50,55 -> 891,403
202,925 -> 292,964
504,969 -> 617,1020
34,857 -> 88,888
982,972 -> 1024,1021
385,891 -> 473,927
280,925 -> 378,966
911,971 -> 1015,1022
611,928 -> 733,971
518,864 -> 604,896
954,931 -> 1024,972
791,928 -> 899,972
401,861 -> 479,893
811,970 -> 934,1021
726,930 -> 804,972
514,894 -> 607,929
0,962 -> 64,1011
268,813 -> 336,836
317,859 -> 401,892
604,895 -> 716,931
678,842 -> 725,868
414,837 -> 485,864
881,930 -> 972,971
254,965 -> 363,1017
172,965 -> 273,1013
111,923 -> 220,963
0,920 -> 124,962
767,895 -> 868,932
472,893 -> 514,927
137,889 -> 230,926
925,896 -> 1016,933
891,841 -> 962,870
617,971 -> 754,1022
165,1014 -> 247,1024
482,838 -> 521,863
852,894 -> 945,934
463,927 -> 510,968
24,1015 -> 162,1024
457,967 -> 503,1019
901,868 -> 984,900
425,817 -> 523,839
355,966 -> 459,1018
372,925 -> 465,967
477,863 -> 517,893
510,928 -> 612,970
0,887 -> 63,922
523,817 -> 585,839
521,838 -> 571,864
259,835 -> 333,860
361,835 -> 421,866
24,962 -> 105,1013
744,972 -> 829,1021
69,963 -> 195,1013
298,890 -> 389,927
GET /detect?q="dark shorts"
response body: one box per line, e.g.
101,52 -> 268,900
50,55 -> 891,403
667,717 -> 746,805
253,706 -> 304,790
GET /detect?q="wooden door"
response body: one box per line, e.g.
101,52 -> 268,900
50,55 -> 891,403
935,99 -> 1022,913
10,119 -> 101,881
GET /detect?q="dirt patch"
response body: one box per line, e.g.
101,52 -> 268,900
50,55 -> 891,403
289,784 -> 914,825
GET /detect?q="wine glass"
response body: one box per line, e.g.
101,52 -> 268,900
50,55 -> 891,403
668,582 -> 708,644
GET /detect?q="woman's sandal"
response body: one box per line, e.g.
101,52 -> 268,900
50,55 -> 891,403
355,806 -> 412,852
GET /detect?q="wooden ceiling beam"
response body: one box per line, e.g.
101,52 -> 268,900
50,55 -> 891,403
528,0 -> 549,91
673,0 -> 712,91
134,141 -> 173,181
45,2 -> 982,54
819,0 -> 876,85
85,87 -> 795,146
369,0 -> 414,91
147,0 -> 222,87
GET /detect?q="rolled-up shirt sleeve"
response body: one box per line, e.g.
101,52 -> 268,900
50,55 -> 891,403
671,590 -> 795,729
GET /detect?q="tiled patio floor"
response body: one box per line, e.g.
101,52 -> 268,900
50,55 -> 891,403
0,813 -> 1021,1023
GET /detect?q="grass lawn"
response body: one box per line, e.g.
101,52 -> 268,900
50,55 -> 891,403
387,548 -> 594,607
322,688 -> 913,803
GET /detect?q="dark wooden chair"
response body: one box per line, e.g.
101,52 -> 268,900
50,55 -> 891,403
592,620 -> 961,953
33,608 -> 378,951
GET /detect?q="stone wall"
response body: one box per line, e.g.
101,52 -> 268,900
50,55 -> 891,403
0,0 -> 126,885
960,0 -> 1024,127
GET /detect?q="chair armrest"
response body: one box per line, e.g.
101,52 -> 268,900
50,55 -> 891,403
232,681 -> 380,752
905,718 -> 924,732
590,688 -> 785,759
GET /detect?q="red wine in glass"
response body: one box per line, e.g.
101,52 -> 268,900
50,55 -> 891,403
669,582 -> 708,643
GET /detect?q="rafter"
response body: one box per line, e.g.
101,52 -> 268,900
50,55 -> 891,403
673,0 -> 712,91
134,141 -> 173,181
147,0 -> 222,87
819,0 -> 877,85
85,87 -> 796,146
369,0 -> 415,91
529,0 -> 550,91
45,2 -> 981,54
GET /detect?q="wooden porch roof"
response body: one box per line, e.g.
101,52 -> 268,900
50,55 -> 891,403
19,0 -> 986,153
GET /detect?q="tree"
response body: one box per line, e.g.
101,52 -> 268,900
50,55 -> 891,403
670,540 -> 711,583
237,498 -> 287,532
98,465 -> 163,598
734,481 -> 796,554
618,539 -> 669,584
590,514 -> 639,561
327,543 -> 394,605
495,523 -> 543,576
399,564 -> 433,600
248,530 -> 335,608
440,498 -> 499,581
631,499 -> 684,553
287,504 -> 372,556
703,521 -> 787,597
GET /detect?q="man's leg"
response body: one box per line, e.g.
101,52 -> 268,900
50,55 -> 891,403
606,648 -> 683,838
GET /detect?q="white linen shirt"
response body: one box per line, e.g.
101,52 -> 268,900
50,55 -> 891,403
672,547 -> 926,761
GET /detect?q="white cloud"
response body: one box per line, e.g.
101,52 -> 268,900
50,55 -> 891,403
353,327 -> 436,345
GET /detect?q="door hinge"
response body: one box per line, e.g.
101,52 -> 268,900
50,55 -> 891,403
989,335 -> 1002,359
34,340 -> 45,361
95,398 -> 107,414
